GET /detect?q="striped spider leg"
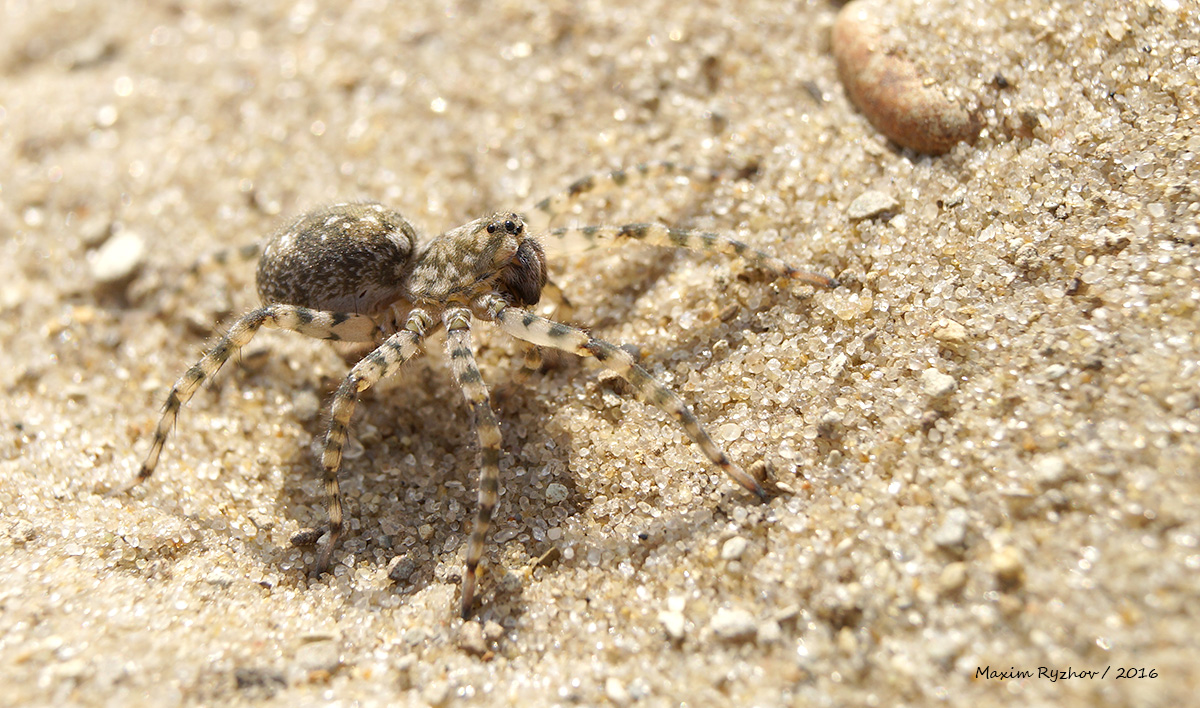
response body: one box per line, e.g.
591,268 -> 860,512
442,306 -> 503,617
475,292 -> 768,498
513,161 -> 726,384
133,304 -> 381,488
525,160 -> 725,231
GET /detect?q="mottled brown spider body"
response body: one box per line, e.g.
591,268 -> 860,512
257,202 -> 420,316
133,162 -> 837,618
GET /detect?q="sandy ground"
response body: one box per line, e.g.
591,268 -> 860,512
1,0 -> 1198,705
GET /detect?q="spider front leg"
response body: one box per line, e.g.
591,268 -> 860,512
513,344 -> 544,385
476,294 -> 767,500
443,307 -> 503,618
135,304 -> 381,488
313,309 -> 431,575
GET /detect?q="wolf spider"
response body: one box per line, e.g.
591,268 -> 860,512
132,162 -> 837,618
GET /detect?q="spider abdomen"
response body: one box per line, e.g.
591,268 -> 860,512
256,203 -> 419,315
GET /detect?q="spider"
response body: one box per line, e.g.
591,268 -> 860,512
132,162 -> 838,618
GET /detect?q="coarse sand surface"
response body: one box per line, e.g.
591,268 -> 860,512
1,0 -> 1197,705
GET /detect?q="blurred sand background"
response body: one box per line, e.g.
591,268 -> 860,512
1,0 -> 1198,705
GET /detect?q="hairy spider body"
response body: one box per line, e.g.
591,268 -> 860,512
133,163 -> 837,618
256,202 -> 419,316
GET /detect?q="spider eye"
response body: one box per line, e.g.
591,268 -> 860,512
504,219 -> 518,234
486,223 -> 497,234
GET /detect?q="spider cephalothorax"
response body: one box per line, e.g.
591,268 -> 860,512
406,212 -> 547,308
132,162 -> 836,618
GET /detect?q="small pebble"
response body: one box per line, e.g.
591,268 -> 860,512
657,610 -> 686,641
1014,243 -> 1041,270
605,677 -> 632,707
291,389 -> 321,422
921,368 -> 957,398
930,318 -> 968,343
387,554 -> 417,583
847,190 -> 898,220
78,214 -> 114,247
50,658 -> 89,681
773,604 -> 801,624
832,0 -> 982,154
756,619 -> 783,644
421,681 -> 451,706
89,230 -> 146,285
458,622 -> 488,656
720,536 -> 749,560
991,546 -> 1026,588
294,639 -> 341,674
817,411 -> 843,438
545,482 -> 569,504
483,620 -> 504,642
1044,364 -> 1070,380
204,569 -> 235,588
290,527 -> 325,547
932,508 -> 970,549
837,627 -> 859,654
1105,17 -> 1128,42
5,518 -> 36,544
938,562 -> 968,595
710,608 -> 758,642
1033,455 -> 1068,487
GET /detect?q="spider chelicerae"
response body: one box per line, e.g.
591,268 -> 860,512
132,162 -> 837,618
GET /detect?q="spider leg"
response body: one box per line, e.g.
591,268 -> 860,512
443,307 -> 502,618
135,304 -> 382,487
542,223 -> 838,289
513,344 -> 544,385
476,294 -> 767,500
314,309 -> 431,575
527,161 -> 722,230
539,277 -> 575,321
513,277 -> 572,385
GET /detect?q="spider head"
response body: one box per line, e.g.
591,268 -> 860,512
409,212 -> 546,305
488,214 -> 547,306
484,214 -> 524,238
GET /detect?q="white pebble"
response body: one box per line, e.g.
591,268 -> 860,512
421,681 -> 451,706
847,190 -> 898,220
757,619 -> 783,644
457,622 -> 488,656
938,562 -> 968,594
710,608 -> 758,642
921,368 -> 957,398
932,508 -> 969,548
89,230 -> 145,284
720,536 -> 749,560
930,318 -> 968,343
657,610 -> 686,640
204,569 -> 235,587
605,677 -> 632,707
1033,455 -> 1067,486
